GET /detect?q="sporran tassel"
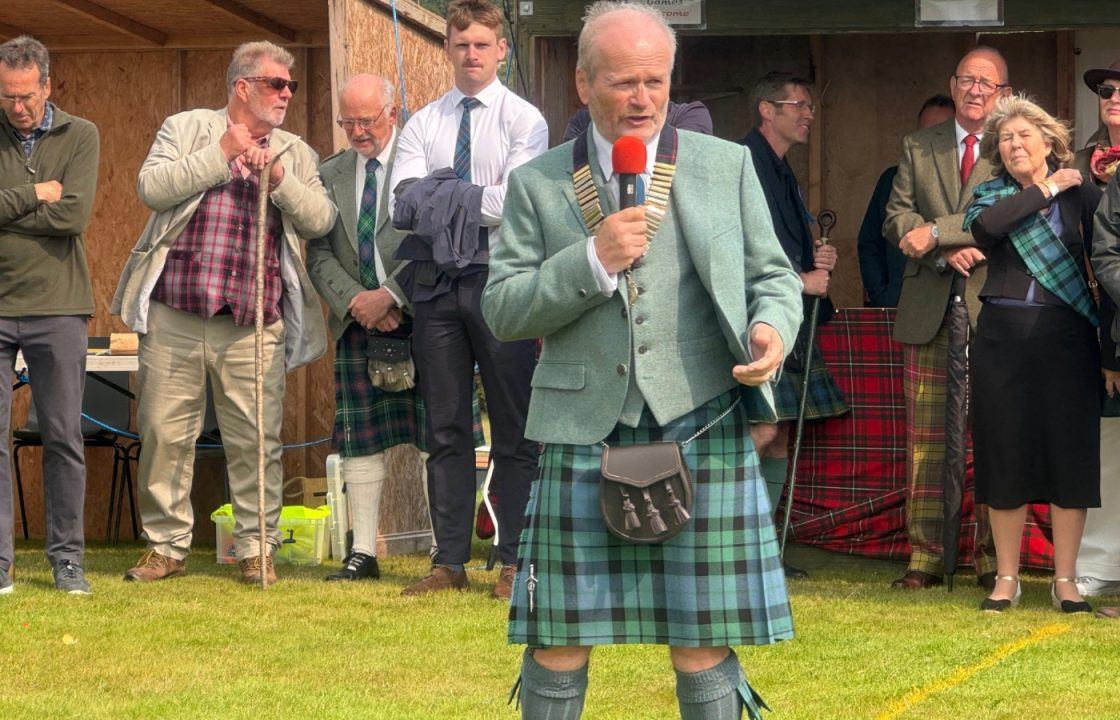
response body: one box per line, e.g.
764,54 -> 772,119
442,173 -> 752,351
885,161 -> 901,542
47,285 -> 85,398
664,480 -> 690,525
620,487 -> 641,530
643,488 -> 668,534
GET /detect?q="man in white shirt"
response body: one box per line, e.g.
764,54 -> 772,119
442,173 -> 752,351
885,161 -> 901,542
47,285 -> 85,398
883,47 -> 1010,591
389,0 -> 548,599
307,74 -> 426,583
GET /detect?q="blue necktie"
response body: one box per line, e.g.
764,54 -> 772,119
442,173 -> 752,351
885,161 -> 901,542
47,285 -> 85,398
454,97 -> 480,182
357,157 -> 380,290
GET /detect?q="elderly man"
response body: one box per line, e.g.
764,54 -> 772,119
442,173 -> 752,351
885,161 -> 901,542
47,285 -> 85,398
389,0 -> 548,599
113,41 -> 334,585
0,36 -> 100,596
483,3 -> 802,717
740,72 -> 847,580
883,47 -> 1009,591
307,74 -> 427,582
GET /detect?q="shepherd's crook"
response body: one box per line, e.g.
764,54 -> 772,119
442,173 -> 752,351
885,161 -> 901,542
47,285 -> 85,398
255,136 -> 299,590
779,209 -> 835,558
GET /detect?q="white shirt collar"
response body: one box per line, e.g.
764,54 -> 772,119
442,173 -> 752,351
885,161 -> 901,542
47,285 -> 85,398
590,123 -> 659,182
954,120 -> 983,147
449,76 -> 503,109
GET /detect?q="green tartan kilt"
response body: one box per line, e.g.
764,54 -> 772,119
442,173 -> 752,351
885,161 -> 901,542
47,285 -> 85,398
508,390 -> 794,648
772,341 -> 849,422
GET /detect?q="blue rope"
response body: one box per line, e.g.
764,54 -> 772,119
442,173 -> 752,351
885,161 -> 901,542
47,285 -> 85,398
15,371 -> 330,452
390,0 -> 410,122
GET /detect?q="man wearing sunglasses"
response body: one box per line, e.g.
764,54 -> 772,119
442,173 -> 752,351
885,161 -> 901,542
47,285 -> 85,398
0,36 -> 100,596
883,46 -> 1010,592
389,0 -> 548,600
307,74 -> 429,583
113,41 -> 335,586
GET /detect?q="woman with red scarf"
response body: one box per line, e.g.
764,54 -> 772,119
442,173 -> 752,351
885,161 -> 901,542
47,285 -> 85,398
1074,60 -> 1120,616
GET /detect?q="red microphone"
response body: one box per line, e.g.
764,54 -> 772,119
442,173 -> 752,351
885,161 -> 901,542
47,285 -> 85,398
612,136 -> 646,210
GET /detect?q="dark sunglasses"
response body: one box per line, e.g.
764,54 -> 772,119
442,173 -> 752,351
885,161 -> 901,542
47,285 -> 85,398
243,76 -> 298,93
1097,84 -> 1120,101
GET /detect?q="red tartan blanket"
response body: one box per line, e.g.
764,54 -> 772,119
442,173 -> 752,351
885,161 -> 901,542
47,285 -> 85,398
782,308 -> 1055,571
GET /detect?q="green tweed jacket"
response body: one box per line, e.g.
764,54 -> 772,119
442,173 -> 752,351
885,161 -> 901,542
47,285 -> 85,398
482,129 -> 803,446
884,118 -> 995,345
307,138 -> 410,341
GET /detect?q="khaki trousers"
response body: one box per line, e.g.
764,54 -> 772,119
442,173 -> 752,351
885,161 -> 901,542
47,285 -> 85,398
136,301 -> 286,560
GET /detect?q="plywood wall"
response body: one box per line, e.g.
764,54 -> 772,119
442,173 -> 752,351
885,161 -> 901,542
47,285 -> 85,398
12,46 -> 335,546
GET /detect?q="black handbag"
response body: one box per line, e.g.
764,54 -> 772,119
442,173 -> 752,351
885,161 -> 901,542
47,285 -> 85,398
599,441 -> 693,544
365,334 -> 415,392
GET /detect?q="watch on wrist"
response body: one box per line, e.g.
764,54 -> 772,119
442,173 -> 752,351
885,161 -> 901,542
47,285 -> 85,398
930,224 -> 940,245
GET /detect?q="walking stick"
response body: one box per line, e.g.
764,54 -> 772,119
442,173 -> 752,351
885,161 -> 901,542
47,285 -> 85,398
779,209 -> 835,558
254,137 -> 299,590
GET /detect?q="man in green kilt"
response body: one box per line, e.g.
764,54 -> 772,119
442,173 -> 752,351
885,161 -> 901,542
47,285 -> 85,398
482,4 -> 803,717
307,74 -> 427,581
740,72 -> 849,579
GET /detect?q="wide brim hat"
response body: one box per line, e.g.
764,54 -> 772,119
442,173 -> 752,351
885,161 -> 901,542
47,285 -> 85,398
1084,62 -> 1120,92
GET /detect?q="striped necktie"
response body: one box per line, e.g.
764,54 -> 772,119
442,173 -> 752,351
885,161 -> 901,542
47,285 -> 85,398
357,157 -> 380,290
454,97 -> 480,182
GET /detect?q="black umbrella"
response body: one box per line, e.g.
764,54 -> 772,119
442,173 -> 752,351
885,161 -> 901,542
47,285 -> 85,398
779,209 -> 835,558
941,272 -> 970,592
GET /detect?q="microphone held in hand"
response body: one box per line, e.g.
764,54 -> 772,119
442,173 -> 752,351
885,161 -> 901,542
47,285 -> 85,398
612,135 -> 646,210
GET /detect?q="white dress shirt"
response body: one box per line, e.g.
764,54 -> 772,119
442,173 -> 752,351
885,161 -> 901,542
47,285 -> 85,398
353,128 -> 401,305
954,120 -> 983,173
388,77 -> 548,230
586,124 -> 660,294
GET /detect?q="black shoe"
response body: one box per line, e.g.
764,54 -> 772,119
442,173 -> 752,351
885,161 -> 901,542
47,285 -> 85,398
784,563 -> 809,579
977,571 -> 997,591
325,552 -> 380,582
979,575 -> 1020,613
53,560 -> 92,595
1052,578 -> 1092,614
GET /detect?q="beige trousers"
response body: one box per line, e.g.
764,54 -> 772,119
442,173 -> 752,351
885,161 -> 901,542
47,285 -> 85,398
136,301 -> 286,560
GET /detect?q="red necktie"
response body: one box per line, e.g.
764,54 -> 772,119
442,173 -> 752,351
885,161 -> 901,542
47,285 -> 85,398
960,134 -> 978,185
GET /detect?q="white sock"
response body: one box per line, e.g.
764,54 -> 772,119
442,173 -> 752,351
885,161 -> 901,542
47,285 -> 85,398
341,454 -> 388,557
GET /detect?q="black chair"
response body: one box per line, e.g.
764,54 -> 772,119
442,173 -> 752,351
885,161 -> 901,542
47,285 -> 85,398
13,371 -> 135,543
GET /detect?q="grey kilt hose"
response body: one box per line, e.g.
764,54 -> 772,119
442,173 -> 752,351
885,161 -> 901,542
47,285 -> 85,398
508,390 -> 794,648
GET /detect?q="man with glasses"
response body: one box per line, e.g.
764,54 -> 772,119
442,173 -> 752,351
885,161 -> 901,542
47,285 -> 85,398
0,36 -> 100,595
388,0 -> 547,599
883,47 -> 1009,591
113,41 -> 334,586
739,71 -> 846,579
307,74 -> 427,582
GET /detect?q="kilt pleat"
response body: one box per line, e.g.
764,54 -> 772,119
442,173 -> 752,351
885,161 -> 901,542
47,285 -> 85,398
508,390 -> 794,648
773,341 -> 849,421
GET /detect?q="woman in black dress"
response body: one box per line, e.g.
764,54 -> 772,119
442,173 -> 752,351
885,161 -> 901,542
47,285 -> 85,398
957,95 -> 1102,613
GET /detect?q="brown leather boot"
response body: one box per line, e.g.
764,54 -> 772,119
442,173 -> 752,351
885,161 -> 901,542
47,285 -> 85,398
492,564 -> 516,600
401,564 -> 468,596
123,550 -> 186,582
237,555 -> 277,585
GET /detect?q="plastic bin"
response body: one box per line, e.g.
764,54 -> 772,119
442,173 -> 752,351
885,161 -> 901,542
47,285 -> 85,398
210,504 -> 331,566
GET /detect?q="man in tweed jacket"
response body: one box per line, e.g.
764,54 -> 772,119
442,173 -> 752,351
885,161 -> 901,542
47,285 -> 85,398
307,74 -> 427,583
113,41 -> 334,586
883,47 -> 1005,591
482,4 -> 802,718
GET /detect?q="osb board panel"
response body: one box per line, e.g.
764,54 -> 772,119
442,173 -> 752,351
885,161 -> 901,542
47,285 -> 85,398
344,0 -> 453,124
13,47 -> 336,544
821,31 -> 1058,308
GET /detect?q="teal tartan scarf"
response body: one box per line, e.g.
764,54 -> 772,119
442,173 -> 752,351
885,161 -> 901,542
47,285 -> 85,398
963,175 -> 1098,326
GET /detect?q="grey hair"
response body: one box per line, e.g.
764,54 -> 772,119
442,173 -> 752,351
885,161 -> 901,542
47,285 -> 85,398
340,74 -> 397,112
226,41 -> 295,94
577,1 -> 677,79
0,36 -> 50,84
978,93 -> 1073,172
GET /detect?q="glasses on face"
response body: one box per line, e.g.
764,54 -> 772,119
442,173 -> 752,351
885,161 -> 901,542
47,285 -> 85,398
765,99 -> 815,115
1097,85 -> 1120,101
0,87 -> 45,109
336,106 -> 389,133
242,76 -> 298,93
953,75 -> 1008,96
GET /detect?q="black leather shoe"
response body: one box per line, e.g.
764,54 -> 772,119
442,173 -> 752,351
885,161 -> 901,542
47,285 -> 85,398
891,570 -> 943,590
1052,578 -> 1092,614
325,552 -> 380,581
980,575 -> 1020,613
977,571 -> 997,591
784,563 -> 809,579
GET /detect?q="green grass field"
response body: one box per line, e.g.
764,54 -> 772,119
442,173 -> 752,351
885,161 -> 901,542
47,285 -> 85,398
1,542 -> 1117,720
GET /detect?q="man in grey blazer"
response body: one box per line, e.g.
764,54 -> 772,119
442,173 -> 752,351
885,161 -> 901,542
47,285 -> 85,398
114,41 -> 334,586
307,74 -> 426,582
883,47 -> 1006,591
483,4 -> 802,717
